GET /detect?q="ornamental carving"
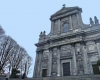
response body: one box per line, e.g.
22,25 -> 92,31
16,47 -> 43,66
42,52 -> 49,63
61,50 -> 71,55
42,62 -> 47,68
88,45 -> 95,51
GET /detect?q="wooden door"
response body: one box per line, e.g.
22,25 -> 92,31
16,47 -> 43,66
63,62 -> 70,76
42,69 -> 47,77
92,65 -> 100,74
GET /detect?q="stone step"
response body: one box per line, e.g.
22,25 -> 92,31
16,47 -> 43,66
9,75 -> 100,80
0,78 -> 5,80
0,75 -> 6,80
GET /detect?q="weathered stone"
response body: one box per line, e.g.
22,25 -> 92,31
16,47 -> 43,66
34,5 -> 100,78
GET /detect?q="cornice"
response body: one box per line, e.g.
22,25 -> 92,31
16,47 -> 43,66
36,26 -> 100,52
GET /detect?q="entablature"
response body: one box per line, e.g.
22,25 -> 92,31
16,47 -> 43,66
36,24 -> 100,52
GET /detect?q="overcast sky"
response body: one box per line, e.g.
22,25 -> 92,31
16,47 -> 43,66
0,0 -> 100,77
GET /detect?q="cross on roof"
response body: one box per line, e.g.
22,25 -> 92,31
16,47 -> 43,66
63,4 -> 66,7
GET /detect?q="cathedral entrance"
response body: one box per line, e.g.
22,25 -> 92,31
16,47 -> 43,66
42,69 -> 47,77
63,62 -> 70,76
92,65 -> 100,74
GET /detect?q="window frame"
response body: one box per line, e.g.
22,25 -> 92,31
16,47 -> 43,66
63,23 -> 69,33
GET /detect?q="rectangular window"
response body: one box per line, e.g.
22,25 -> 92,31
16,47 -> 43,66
63,23 -> 69,33
42,69 -> 47,77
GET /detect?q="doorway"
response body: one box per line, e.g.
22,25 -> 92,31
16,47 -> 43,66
63,62 -> 70,76
42,69 -> 47,77
92,65 -> 100,74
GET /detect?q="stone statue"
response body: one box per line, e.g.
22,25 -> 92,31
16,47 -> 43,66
39,31 -> 46,42
39,32 -> 42,37
43,31 -> 46,35
94,16 -> 99,25
90,17 -> 94,26
40,32 -> 42,35
78,60 -> 84,75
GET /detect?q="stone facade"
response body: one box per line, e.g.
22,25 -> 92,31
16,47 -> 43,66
33,6 -> 100,78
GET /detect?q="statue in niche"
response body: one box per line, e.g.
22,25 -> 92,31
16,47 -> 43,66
77,59 -> 83,75
94,16 -> 99,25
90,18 -> 94,26
42,53 -> 48,63
52,61 -> 57,76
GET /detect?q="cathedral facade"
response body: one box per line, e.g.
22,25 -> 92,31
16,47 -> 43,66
33,6 -> 100,77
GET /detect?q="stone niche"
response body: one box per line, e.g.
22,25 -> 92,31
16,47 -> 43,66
51,47 -> 58,76
42,50 -> 49,68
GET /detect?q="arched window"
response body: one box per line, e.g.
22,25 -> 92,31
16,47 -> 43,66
63,23 -> 69,32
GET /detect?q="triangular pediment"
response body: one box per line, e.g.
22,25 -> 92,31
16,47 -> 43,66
50,6 -> 82,20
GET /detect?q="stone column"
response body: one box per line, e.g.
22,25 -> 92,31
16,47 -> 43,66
71,44 -> 77,75
69,16 -> 73,30
51,21 -> 54,34
57,46 -> 61,76
33,51 -> 39,77
37,51 -> 42,77
48,48 -> 52,76
58,19 -> 61,34
82,43 -> 89,74
76,13 -> 79,26
96,42 -> 100,58
78,12 -> 83,26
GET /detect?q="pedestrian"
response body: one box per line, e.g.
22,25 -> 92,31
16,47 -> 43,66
22,73 -> 26,79
6,72 -> 10,80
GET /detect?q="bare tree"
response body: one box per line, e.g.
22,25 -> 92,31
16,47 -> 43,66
26,55 -> 32,75
0,36 -> 17,72
0,26 -> 5,35
0,25 -> 32,76
15,50 -> 33,76
10,47 -> 26,69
